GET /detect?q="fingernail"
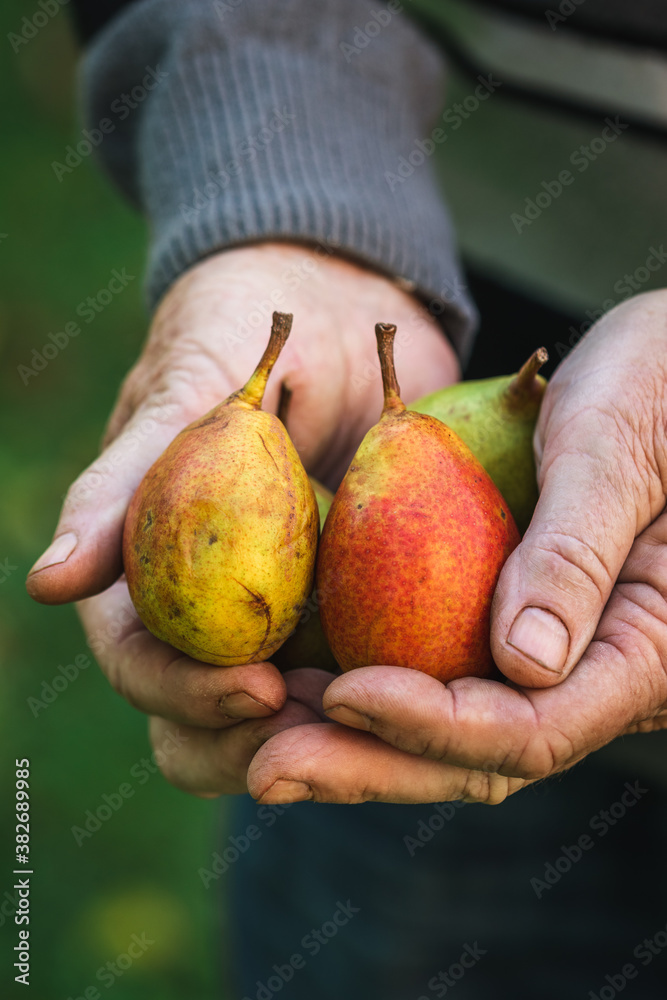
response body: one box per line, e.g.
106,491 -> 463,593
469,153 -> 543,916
28,532 -> 77,576
220,692 -> 274,719
325,705 -> 372,731
258,780 -> 312,805
507,607 -> 570,673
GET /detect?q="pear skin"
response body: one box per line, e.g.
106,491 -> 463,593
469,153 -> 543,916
410,349 -> 548,534
317,323 -> 520,682
123,312 -> 319,667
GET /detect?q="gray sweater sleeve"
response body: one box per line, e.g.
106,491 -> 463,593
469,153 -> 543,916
80,0 -> 476,359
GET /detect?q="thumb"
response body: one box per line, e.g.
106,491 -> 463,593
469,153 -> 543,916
490,407 -> 647,688
26,400 -> 186,605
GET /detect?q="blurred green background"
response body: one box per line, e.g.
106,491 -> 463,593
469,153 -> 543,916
3,2 -> 666,997
0,3 -> 222,997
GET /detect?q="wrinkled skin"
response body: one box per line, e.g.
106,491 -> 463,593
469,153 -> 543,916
27,244 -> 667,806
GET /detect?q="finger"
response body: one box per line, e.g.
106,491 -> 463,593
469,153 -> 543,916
622,711 -> 667,735
323,659 -> 625,781
78,579 -> 287,727
491,448 -> 630,687
492,414 -> 646,687
323,513 -> 667,780
149,669 -> 331,797
26,398 -> 188,605
247,723 -> 527,805
274,667 -> 333,721
492,300 -> 667,688
323,666 -> 539,773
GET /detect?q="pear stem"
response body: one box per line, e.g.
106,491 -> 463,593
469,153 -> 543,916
506,347 -> 548,404
240,312 -> 293,409
375,322 -> 405,415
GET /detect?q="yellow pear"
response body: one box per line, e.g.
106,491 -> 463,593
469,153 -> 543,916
123,312 -> 318,666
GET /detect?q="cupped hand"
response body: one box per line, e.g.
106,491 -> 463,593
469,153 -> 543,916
26,242 -> 459,796
241,290 -> 667,805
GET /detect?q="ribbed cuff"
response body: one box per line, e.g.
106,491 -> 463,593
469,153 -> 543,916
81,0 -> 477,359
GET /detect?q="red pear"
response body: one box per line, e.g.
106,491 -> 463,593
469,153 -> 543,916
316,323 -> 520,682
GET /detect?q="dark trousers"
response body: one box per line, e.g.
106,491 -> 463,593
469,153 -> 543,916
227,735 -> 667,1000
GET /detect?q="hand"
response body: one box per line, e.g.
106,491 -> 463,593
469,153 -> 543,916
26,242 -> 459,796
239,290 -> 667,806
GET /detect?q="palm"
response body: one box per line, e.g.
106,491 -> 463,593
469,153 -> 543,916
29,243 -> 460,797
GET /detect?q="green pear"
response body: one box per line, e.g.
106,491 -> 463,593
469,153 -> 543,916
271,387 -> 339,674
312,478 -> 334,530
410,348 -> 548,534
271,478 -> 339,674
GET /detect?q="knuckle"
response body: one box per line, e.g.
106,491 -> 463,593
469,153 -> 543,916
622,519 -> 667,601
105,662 -> 143,716
633,710 -> 667,733
153,748 -> 176,785
155,753 -> 187,792
601,592 -> 667,706
131,387 -> 184,430
117,362 -> 143,401
531,531 -> 614,607
150,724 -> 186,786
98,626 -> 146,707
159,658 -> 208,719
64,465 -> 104,509
460,770 -> 514,806
104,659 -> 127,700
512,724 -> 575,780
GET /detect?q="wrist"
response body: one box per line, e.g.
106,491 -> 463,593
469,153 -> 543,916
82,0 -> 476,361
